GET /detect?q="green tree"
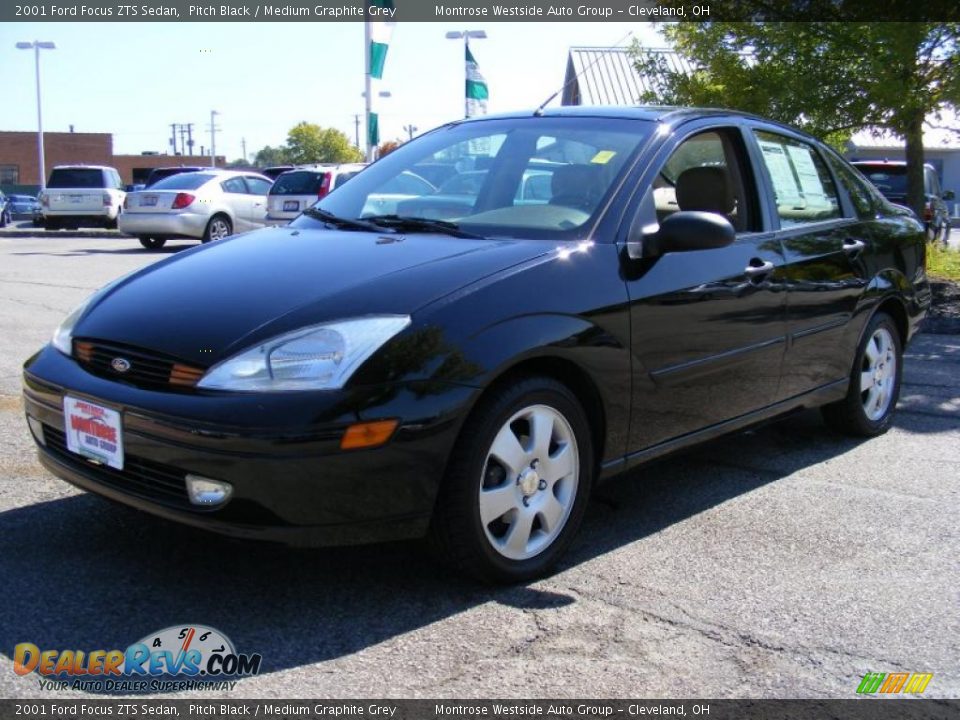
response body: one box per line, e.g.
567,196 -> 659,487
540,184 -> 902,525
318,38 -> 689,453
632,22 -> 960,218
252,145 -> 290,167
284,122 -> 364,164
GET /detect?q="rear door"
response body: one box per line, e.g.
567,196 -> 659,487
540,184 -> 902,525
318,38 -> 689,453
624,123 -> 789,451
747,127 -> 869,398
220,176 -> 255,231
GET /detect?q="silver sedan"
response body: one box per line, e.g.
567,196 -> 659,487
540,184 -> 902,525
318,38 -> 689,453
118,170 -> 274,249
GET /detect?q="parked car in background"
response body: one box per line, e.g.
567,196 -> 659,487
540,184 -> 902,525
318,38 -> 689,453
144,166 -> 209,188
0,191 -> 11,227
118,170 -> 273,249
359,170 -> 436,216
260,166 -> 295,181
23,107 -> 930,583
851,160 -> 954,245
39,166 -> 126,230
7,194 -> 42,222
265,163 -> 366,226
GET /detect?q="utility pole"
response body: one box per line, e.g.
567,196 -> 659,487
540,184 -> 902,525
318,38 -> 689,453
170,123 -> 179,154
209,110 -> 220,167
178,125 -> 187,159
403,124 -> 417,141
186,123 -> 195,155
354,114 -> 362,150
241,137 -> 247,163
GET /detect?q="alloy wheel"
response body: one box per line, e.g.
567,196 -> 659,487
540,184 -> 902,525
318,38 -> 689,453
860,327 -> 897,421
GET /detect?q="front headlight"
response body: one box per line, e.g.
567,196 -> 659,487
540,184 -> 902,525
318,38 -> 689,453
196,315 -> 411,392
51,274 -> 136,356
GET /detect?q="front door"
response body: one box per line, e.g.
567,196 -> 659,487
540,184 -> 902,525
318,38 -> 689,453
624,127 -> 789,452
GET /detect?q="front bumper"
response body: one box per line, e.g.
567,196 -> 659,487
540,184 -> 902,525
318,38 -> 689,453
23,346 -> 476,546
117,211 -> 209,240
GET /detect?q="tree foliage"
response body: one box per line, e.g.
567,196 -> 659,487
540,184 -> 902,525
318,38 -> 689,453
284,122 -> 364,164
252,145 -> 290,167
632,22 -> 960,216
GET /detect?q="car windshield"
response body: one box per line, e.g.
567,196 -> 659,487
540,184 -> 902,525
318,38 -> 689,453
296,116 -> 653,240
858,166 -> 908,195
47,168 -> 104,189
148,173 -> 217,191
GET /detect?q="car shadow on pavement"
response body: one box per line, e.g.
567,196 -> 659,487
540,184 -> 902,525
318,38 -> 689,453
0,406 -> 952,691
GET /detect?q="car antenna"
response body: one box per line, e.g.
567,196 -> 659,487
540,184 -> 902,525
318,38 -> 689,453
533,31 -> 634,117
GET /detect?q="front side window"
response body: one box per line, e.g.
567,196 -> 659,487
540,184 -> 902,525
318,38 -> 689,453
652,129 -> 755,233
754,131 -> 841,227
300,117 -> 654,240
244,177 -> 273,195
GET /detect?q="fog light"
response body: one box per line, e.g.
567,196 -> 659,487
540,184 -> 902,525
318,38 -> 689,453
26,415 -> 46,446
185,475 -> 232,506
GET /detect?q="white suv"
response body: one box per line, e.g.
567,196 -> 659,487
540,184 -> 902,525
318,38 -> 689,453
265,163 -> 366,226
40,165 -> 126,230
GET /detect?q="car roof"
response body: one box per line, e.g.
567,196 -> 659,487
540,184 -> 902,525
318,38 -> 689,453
50,164 -> 116,170
454,105 -> 821,141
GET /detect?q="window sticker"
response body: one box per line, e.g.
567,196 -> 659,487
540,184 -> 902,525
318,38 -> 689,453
758,139 -> 803,207
591,150 -> 617,164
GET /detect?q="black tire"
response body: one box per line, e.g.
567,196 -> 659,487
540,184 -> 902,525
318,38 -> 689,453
0,210 -> 8,228
139,237 -> 166,250
44,218 -> 59,231
429,376 -> 594,584
202,215 -> 232,243
822,312 -> 903,437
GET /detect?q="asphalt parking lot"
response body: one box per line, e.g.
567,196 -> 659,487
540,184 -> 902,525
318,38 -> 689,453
0,231 -> 957,700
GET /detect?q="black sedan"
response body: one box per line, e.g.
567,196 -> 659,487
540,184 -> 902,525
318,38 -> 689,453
23,107 -> 930,583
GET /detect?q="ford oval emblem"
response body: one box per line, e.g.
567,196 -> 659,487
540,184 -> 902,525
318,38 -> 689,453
111,357 -> 131,373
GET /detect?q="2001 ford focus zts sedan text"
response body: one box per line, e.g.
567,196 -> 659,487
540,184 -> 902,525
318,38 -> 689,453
23,107 -> 930,583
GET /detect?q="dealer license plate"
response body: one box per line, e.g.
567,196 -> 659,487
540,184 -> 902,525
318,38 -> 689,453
63,396 -> 124,470
283,200 -> 299,212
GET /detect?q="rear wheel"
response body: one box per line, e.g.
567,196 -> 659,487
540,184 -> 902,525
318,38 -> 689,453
203,215 -> 232,243
822,312 -> 902,437
43,218 -> 60,231
138,237 -> 166,250
429,376 -> 593,583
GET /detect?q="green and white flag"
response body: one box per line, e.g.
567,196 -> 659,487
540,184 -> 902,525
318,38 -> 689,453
465,43 -> 489,118
366,0 -> 395,151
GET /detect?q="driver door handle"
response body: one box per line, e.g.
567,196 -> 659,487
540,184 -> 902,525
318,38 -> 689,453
843,238 -> 866,255
744,259 -> 774,278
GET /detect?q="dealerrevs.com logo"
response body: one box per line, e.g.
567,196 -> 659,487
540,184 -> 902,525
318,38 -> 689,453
14,625 -> 262,693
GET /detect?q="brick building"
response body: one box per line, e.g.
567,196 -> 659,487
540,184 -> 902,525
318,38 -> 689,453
0,131 -> 224,190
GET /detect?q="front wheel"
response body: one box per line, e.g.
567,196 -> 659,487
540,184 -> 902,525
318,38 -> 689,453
429,376 -> 594,583
138,237 -> 166,250
203,215 -> 232,243
822,312 -> 903,437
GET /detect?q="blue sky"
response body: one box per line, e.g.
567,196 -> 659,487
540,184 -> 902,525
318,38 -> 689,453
2,21 -> 663,161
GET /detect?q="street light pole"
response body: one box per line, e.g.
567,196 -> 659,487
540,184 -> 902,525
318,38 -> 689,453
209,110 -> 220,167
16,40 -> 56,191
445,30 -> 486,118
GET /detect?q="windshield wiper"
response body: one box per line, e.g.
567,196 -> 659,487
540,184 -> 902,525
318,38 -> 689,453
361,214 -> 483,239
302,207 -> 384,232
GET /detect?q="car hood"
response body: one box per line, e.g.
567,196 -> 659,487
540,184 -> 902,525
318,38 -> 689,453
74,227 -> 550,365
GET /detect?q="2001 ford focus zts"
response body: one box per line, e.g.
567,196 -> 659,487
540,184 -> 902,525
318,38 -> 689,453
23,107 -> 930,583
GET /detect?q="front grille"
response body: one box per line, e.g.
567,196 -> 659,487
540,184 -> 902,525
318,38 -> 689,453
74,339 -> 205,391
44,424 -> 193,509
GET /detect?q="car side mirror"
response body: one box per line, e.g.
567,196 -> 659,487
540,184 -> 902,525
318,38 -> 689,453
944,190 -> 955,201
633,211 -> 736,258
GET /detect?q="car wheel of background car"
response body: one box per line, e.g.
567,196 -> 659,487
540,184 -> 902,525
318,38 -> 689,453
429,376 -> 593,584
0,210 -> 8,228
203,215 -> 232,243
822,312 -> 903,437
138,237 -> 167,250
105,213 -> 118,230
43,218 -> 60,231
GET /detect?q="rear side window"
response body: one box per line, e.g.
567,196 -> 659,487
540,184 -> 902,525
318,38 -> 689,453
825,154 -> 876,220
753,131 -> 841,227
47,168 -> 106,189
150,173 -> 216,191
271,171 -> 324,195
221,177 -> 247,194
